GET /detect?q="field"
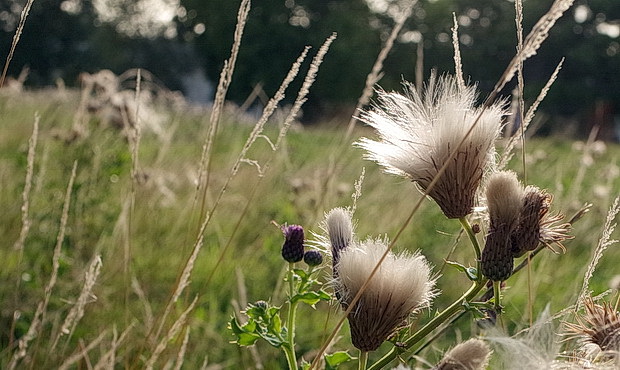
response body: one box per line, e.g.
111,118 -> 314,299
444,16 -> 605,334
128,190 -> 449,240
0,85 -> 619,369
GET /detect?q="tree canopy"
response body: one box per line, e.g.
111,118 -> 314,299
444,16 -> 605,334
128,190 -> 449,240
1,0 -> 619,127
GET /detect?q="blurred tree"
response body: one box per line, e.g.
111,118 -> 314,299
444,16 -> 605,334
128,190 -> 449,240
1,0 -> 619,129
179,0 -> 383,120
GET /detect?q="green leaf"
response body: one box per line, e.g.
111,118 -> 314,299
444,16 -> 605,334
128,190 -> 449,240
292,291 -> 325,306
236,332 -> 261,346
325,351 -> 355,369
229,317 -> 260,346
445,260 -> 478,280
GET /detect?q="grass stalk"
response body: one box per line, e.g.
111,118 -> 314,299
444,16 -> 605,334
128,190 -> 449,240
0,0 -> 34,88
345,2 -> 414,140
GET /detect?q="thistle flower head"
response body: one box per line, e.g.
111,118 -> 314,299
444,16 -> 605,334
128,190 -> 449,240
481,171 -> 523,281
303,250 -> 323,267
433,338 -> 492,370
335,238 -> 436,351
325,207 -> 354,268
357,73 -> 504,219
281,224 -> 305,263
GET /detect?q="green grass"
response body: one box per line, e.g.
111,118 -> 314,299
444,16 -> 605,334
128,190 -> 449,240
1,89 -> 619,368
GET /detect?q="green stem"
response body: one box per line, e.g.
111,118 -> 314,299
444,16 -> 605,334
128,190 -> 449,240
283,263 -> 298,370
367,280 -> 486,370
493,280 -> 502,313
358,350 -> 368,370
458,217 -> 481,272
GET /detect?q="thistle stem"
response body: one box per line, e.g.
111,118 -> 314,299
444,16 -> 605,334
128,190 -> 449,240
358,350 -> 368,370
367,280 -> 486,370
493,280 -> 502,313
284,262 -> 298,370
458,217 -> 481,273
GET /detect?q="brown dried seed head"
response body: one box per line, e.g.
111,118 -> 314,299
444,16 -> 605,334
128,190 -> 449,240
565,298 -> 620,353
511,186 -> 550,257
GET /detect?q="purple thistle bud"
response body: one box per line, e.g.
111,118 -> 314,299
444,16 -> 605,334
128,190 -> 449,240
281,224 -> 305,263
303,250 -> 323,267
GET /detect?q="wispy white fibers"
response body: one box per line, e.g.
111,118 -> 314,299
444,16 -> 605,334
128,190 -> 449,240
336,238 -> 435,351
357,73 -> 504,219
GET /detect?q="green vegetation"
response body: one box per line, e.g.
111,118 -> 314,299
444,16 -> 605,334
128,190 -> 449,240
1,89 -> 619,368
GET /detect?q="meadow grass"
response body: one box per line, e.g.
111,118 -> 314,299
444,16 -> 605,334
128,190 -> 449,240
1,87 -> 619,368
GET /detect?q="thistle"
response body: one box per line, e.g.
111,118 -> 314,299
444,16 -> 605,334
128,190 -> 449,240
433,338 -> 492,370
481,171 -> 523,282
481,171 -> 572,281
565,298 -> 620,354
334,238 -> 435,352
325,207 -> 353,268
281,224 -> 305,263
357,73 -> 504,219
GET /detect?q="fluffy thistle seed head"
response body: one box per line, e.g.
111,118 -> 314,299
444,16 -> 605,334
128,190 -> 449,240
325,207 -> 353,268
433,338 -> 492,370
281,224 -> 305,263
357,73 -> 504,219
335,239 -> 436,352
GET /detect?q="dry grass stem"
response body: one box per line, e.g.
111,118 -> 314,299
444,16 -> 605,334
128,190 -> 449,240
8,161 -> 78,369
451,13 -> 465,91
52,255 -> 104,351
173,327 -> 191,370
14,113 -> 39,253
0,0 -> 34,88
93,323 -> 135,370
146,296 -> 197,370
485,0 -> 574,106
577,196 -> 620,309
345,2 -> 415,139
132,276 -> 154,332
154,45 -> 312,343
275,33 -> 337,151
196,0 -> 251,207
57,330 -> 108,370
499,59 -> 564,169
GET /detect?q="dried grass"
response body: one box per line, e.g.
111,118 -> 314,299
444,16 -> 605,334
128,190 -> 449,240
9,162 -> 78,369
52,255 -> 104,351
576,196 -> 620,309
345,2 -> 415,139
196,0 -> 251,213
13,113 -> 39,253
0,0 -> 34,88
145,296 -> 197,370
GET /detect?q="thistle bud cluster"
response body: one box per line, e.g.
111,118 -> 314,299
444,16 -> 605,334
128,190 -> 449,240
481,171 -> 572,281
280,224 -> 323,267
